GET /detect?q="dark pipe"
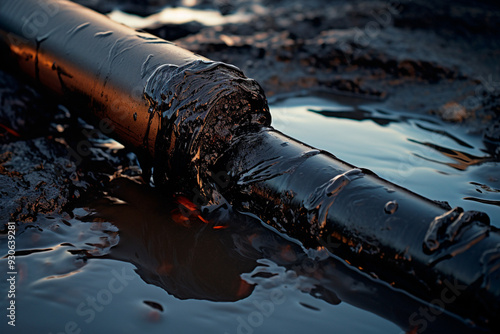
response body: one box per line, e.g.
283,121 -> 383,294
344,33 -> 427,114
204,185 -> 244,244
0,0 -> 269,162
0,0 -> 498,331
215,128 -> 500,330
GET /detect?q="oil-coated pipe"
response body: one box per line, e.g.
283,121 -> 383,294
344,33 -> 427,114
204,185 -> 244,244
0,0 -> 498,331
0,0 -> 269,163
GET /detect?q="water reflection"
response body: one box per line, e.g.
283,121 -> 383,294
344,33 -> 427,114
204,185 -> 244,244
407,139 -> 491,171
84,176 -> 483,333
308,107 -> 398,126
307,106 -> 441,127
88,177 -> 257,302
463,197 -> 500,207
308,106 -> 492,171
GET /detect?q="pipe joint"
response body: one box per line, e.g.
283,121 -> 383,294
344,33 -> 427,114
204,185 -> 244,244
145,60 -> 271,188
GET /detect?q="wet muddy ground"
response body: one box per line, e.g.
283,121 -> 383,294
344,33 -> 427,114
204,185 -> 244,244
1,0 -> 499,333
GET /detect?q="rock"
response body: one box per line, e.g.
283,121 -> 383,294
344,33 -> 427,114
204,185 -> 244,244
0,138 -> 79,222
437,102 -> 468,122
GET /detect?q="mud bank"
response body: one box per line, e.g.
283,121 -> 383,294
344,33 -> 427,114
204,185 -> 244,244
0,67 -> 141,222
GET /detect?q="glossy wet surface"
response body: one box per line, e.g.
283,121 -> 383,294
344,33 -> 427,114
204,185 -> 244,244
1,95 -> 498,333
271,95 -> 500,227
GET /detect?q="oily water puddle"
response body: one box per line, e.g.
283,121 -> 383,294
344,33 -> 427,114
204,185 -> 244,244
1,94 -> 499,334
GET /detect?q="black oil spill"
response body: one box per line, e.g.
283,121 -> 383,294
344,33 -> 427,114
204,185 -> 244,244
140,54 -> 154,79
423,208 -> 490,254
94,31 -> 113,38
304,169 -> 364,236
1,81 -> 498,332
144,59 -> 270,194
238,149 -> 320,185
480,243 -> 500,291
384,200 -> 398,214
34,37 -> 48,82
67,22 -> 90,37
1,174 -> 489,333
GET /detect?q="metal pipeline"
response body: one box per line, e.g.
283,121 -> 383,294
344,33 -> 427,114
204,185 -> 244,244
0,0 -> 269,166
0,0 -> 498,331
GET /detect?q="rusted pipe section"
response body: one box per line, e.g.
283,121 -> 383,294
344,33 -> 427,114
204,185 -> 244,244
0,0 -> 498,331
